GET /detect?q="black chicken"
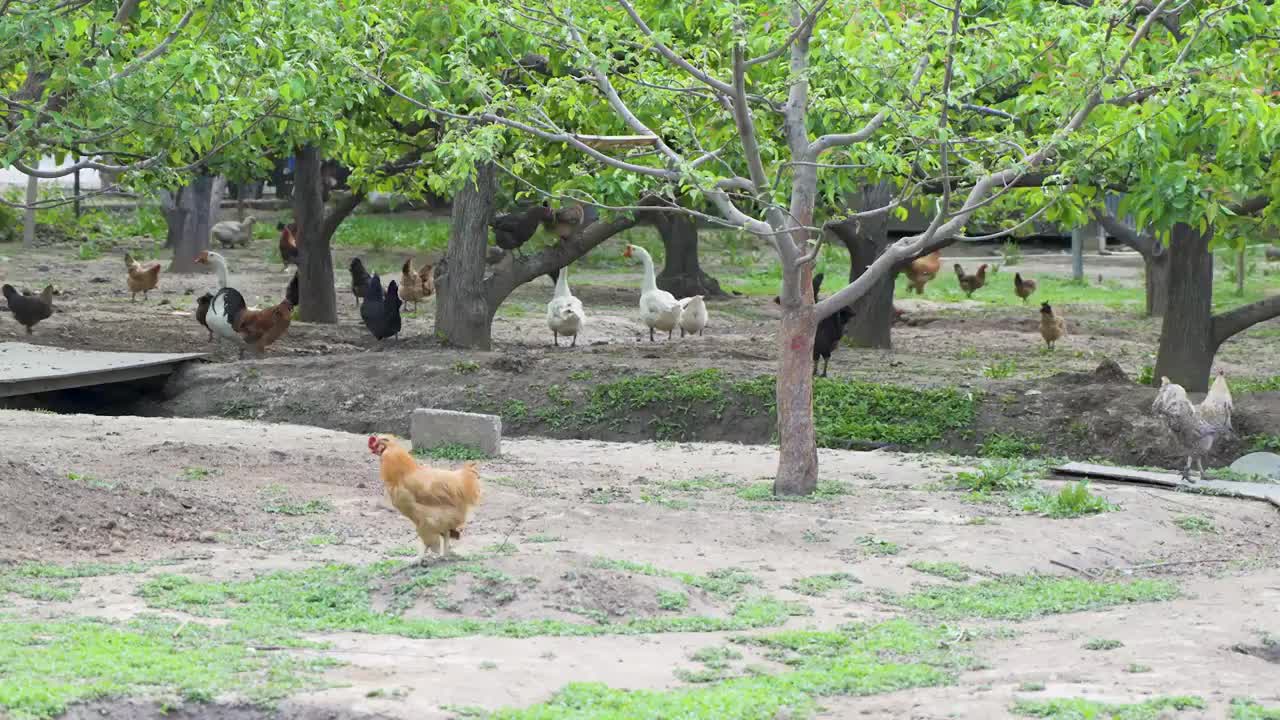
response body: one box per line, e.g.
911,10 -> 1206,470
2,284 -> 54,334
770,274 -> 854,377
360,274 -> 402,342
491,202 -> 553,255
349,257 -> 372,308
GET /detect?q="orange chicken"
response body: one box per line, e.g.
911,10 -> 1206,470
902,250 -> 941,295
369,435 -> 482,563
124,252 -> 161,302
234,274 -> 298,357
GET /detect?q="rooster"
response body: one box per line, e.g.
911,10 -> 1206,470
349,257 -> 372,309
954,263 -> 988,297
235,273 -> 299,357
398,258 -> 434,312
1014,272 -> 1037,302
124,252 -> 161,302
1153,372 -> 1233,482
369,435 -> 482,563
360,274 -> 402,341
277,221 -> 299,271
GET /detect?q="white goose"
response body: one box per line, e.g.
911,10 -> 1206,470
546,264 -> 585,347
194,251 -> 248,344
678,295 -> 708,337
623,244 -> 682,341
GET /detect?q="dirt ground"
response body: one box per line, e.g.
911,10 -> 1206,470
2,411 -> 1278,719
3,228 -> 1280,470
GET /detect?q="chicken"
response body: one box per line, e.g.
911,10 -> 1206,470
2,284 -> 54,334
369,435 -> 482,563
954,263 -> 988,297
1039,301 -> 1065,350
349,257 -> 372,309
195,293 -> 213,341
543,203 -> 585,240
1014,272 -> 1038,303
211,216 -> 257,249
124,252 -> 161,302
235,273 -> 299,357
360,274 -> 403,341
277,221 -> 299,270
809,273 -> 855,377
398,258 -> 434,312
902,251 -> 941,295
491,202 -> 553,255
1153,372 -> 1233,482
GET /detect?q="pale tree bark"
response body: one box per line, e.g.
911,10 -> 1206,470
23,173 -> 37,248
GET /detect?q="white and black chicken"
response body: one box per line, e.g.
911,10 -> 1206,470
1152,371 -> 1233,482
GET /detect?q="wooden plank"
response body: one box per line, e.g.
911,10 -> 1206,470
0,342 -> 207,398
1055,461 -> 1280,510
573,134 -> 659,149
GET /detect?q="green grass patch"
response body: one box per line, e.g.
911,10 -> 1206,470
1082,638 -> 1124,651
261,498 -> 333,516
657,590 -> 689,611
1012,696 -> 1205,719
1125,663 -> 1152,673
0,617 -> 330,719
1173,515 -> 1217,534
785,573 -> 858,597
1235,376 -> 1280,394
856,536 -> 901,556
331,214 -> 451,252
416,443 -> 490,461
1,562 -> 150,603
908,561 -> 972,582
978,433 -> 1044,458
892,575 -> 1178,620
952,459 -> 1042,493
493,619 -> 967,720
1232,699 -> 1280,720
137,561 -> 793,641
1018,482 -> 1117,518
525,534 -> 563,544
735,479 -> 851,503
590,558 -> 758,600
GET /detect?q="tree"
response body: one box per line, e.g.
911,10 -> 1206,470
652,210 -> 725,298
374,0 -> 1197,494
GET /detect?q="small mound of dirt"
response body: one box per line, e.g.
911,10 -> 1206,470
1232,643 -> 1280,665
0,459 -> 230,561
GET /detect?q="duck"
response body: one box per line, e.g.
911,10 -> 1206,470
546,264 -> 586,347
623,244 -> 682,341
194,251 -> 249,346
677,295 -> 707,337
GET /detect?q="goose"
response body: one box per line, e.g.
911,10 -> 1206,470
546,264 -> 586,347
623,244 -> 681,341
677,295 -> 707,337
194,251 -> 248,346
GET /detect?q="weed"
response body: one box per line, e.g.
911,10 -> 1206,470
453,360 -> 480,375
856,536 -> 901,556
1012,696 -> 1204,719
1124,663 -> 1152,674
908,561 -> 972,582
1137,364 -> 1155,386
526,534 -> 563,544
417,443 -> 490,461
978,433 -> 1043,458
786,573 -> 859,597
386,545 -> 418,557
66,472 -> 115,491
1019,482 -> 1117,518
219,400 -> 258,419
483,542 -> 518,555
982,358 -> 1019,380
479,660 -> 498,670
493,619 -> 969,720
737,479 -> 850,503
568,369 -> 593,381
590,559 -> 758,600
1235,376 -> 1280,394
1018,682 -> 1046,692
1173,515 -> 1216,534
76,239 -> 102,260
503,400 -> 529,422
664,474 -> 730,492
180,467 -> 214,482
892,575 -> 1178,620
584,487 -> 627,504
1082,638 -> 1124,651
1248,434 -> 1280,452
952,459 -> 1042,493
657,591 -> 689,611
1232,698 -> 1280,719
801,529 -> 830,544
261,498 -> 333,516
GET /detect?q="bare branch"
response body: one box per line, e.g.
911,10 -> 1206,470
731,38 -> 768,194
807,55 -> 928,158
1213,294 -> 1280,347
615,0 -> 733,93
102,6 -> 197,86
745,0 -> 829,68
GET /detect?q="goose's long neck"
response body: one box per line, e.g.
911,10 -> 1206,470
554,266 -> 571,298
208,252 -> 229,289
636,248 -> 657,293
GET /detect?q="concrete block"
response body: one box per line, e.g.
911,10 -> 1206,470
411,408 -> 501,456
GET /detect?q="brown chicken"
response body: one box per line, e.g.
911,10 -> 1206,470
902,251 -> 941,295
124,252 -> 161,302
954,263 -> 988,297
2,284 -> 54,334
195,293 -> 213,341
235,274 -> 298,357
369,435 -> 482,564
398,258 -> 435,312
543,203 -> 585,240
277,222 -> 299,271
1039,301 -> 1065,350
1014,272 -> 1037,302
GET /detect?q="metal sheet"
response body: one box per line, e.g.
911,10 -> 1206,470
0,342 -> 207,398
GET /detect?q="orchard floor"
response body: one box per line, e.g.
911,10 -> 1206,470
2,412 -> 1278,719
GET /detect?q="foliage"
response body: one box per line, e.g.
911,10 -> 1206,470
952,460 -> 1043,493
417,443 -> 491,461
1012,696 -> 1205,720
785,573 -> 858,597
908,562 -> 972,582
893,575 -> 1178,620
1082,638 -> 1124,651
1173,515 -> 1217,534
1019,482 -> 1117,518
978,433 -> 1043,458
1232,699 -> 1280,720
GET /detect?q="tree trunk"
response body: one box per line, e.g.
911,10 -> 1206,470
1143,247 -> 1170,317
832,182 -> 896,349
168,174 -> 222,273
294,145 -> 337,323
23,173 -> 37,248
435,162 -> 497,349
773,302 -> 819,496
652,211 -> 724,298
1154,223 -> 1215,391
